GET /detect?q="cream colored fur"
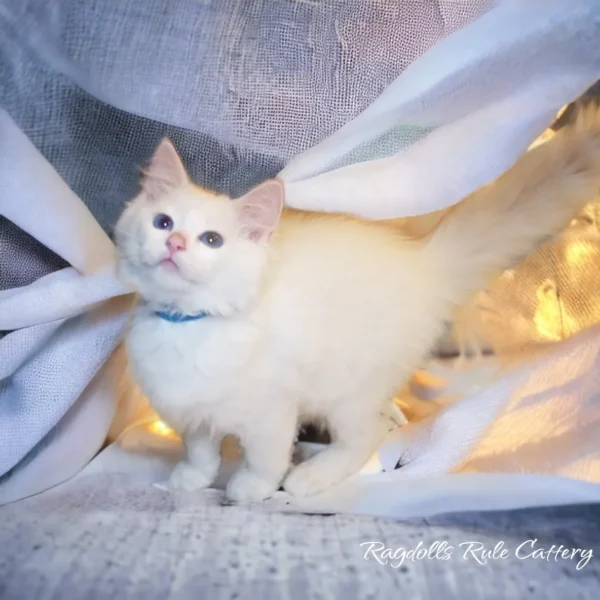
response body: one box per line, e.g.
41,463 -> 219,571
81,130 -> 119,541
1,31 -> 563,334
116,106 -> 600,502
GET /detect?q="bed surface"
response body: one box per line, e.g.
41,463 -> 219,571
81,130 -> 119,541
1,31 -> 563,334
1,474 -> 598,599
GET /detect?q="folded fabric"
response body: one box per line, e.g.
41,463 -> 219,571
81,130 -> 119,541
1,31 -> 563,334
281,0 -> 600,219
0,111 -> 131,503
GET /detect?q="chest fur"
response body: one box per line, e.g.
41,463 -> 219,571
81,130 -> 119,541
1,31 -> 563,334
125,313 -> 259,419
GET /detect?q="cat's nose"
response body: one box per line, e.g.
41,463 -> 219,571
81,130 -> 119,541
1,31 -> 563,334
166,232 -> 187,253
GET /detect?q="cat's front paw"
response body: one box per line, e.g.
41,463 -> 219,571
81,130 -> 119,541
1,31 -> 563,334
161,460 -> 214,492
226,470 -> 278,503
283,463 -> 333,497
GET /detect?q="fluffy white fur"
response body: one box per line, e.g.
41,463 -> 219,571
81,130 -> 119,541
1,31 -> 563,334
116,106 -> 600,502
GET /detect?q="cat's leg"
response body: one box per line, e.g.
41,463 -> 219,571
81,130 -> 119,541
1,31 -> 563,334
284,404 -> 389,497
226,411 -> 296,503
167,425 -> 221,492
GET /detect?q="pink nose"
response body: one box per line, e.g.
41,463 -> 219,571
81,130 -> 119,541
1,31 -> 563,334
166,232 -> 186,253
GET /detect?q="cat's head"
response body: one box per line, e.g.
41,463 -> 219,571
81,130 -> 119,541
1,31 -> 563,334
115,139 -> 283,316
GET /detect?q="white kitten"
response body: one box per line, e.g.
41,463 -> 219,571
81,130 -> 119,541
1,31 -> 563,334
116,106 -> 600,502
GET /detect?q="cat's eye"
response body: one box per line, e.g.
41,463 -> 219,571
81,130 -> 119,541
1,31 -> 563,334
153,213 -> 173,230
199,231 -> 224,248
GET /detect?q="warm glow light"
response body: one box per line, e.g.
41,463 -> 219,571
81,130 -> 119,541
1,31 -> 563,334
412,368 -> 446,389
533,280 -> 563,341
527,106 -> 565,150
555,105 -> 568,121
565,240 -> 597,267
528,128 -> 555,150
147,419 -> 177,438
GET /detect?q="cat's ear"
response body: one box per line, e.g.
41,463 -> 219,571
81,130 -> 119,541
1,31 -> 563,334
234,179 -> 284,243
141,138 -> 189,198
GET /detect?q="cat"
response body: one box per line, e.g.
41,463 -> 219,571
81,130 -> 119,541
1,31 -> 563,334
115,105 -> 600,503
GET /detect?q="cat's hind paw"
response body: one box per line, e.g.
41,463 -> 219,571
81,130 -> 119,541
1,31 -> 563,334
283,463 -> 333,497
225,470 -> 278,503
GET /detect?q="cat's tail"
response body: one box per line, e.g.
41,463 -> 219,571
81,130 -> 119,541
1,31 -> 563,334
427,102 -> 600,304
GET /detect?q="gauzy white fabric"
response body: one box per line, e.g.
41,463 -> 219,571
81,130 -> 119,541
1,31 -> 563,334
281,0 -> 600,219
2,0 -> 600,518
0,112 -> 132,504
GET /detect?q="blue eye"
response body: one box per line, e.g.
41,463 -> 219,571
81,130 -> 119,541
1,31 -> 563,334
199,231 -> 224,248
153,213 -> 173,230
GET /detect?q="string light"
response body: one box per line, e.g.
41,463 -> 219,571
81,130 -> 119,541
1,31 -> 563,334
147,419 -> 178,438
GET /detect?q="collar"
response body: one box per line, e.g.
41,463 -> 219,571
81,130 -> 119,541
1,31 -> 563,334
154,310 -> 210,323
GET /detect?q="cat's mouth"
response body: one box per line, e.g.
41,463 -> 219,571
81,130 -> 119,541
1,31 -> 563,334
154,255 -> 198,285
146,254 -> 199,285
159,257 -> 180,271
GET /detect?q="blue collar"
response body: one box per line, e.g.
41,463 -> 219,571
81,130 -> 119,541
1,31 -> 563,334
154,310 -> 210,323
